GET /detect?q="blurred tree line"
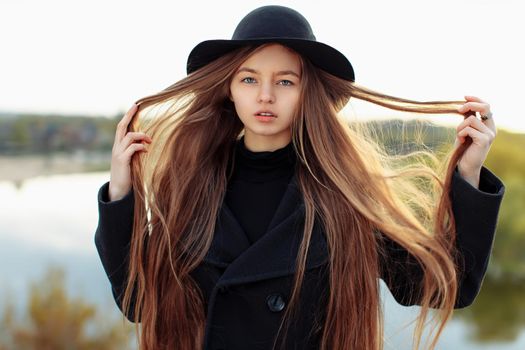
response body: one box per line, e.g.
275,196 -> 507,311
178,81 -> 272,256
0,112 -> 120,155
0,267 -> 134,350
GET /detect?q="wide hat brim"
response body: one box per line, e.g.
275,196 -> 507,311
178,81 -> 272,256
186,38 -> 355,82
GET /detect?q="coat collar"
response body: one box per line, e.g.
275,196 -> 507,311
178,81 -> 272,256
203,173 -> 329,287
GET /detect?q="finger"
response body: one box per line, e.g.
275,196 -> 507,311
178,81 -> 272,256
116,132 -> 152,154
479,110 -> 497,137
456,126 -> 477,144
456,115 -> 494,136
457,126 -> 493,146
480,110 -> 497,135
115,104 -> 139,143
457,101 -> 490,115
122,143 -> 148,162
464,95 -> 485,103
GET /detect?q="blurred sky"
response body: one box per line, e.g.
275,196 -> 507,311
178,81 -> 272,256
1,0 -> 523,133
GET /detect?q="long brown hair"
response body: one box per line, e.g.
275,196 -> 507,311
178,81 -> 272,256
122,44 -> 472,350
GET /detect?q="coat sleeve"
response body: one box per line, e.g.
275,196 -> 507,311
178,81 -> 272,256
93,182 -> 139,322
380,165 -> 505,308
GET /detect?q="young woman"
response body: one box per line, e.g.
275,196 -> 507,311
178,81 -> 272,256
94,5 -> 505,350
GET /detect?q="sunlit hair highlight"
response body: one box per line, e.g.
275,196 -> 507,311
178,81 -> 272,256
122,43 -> 473,350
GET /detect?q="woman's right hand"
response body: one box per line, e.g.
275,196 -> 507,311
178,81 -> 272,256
108,103 -> 152,202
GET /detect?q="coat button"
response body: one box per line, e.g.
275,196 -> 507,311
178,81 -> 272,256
266,293 -> 286,312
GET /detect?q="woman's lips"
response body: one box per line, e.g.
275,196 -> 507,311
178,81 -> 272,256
255,115 -> 276,122
254,111 -> 277,121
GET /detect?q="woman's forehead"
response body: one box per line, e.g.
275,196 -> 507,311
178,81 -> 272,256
238,44 -> 302,74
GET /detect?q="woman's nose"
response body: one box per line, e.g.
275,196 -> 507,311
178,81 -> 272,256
257,83 -> 275,103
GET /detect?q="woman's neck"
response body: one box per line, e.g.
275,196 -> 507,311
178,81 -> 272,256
242,131 -> 292,152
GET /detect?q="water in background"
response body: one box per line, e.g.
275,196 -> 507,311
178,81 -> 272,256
1,172 -> 523,349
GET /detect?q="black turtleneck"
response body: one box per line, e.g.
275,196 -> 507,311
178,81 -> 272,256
225,136 -> 297,245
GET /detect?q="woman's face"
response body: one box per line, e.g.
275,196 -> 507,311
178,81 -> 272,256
229,44 -> 302,152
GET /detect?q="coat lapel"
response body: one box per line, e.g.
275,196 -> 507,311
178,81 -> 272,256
203,173 -> 329,286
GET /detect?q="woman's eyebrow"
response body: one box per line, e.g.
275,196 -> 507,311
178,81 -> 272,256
236,67 -> 258,75
236,67 -> 300,78
276,70 -> 300,78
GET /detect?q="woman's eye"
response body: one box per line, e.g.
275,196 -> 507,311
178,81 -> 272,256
278,80 -> 294,86
241,77 -> 256,84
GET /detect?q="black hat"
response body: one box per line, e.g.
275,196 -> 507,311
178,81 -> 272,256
186,5 -> 355,81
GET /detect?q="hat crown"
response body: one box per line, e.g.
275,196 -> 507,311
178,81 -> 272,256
232,5 -> 316,41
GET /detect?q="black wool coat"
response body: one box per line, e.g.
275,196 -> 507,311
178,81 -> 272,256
95,166 -> 504,350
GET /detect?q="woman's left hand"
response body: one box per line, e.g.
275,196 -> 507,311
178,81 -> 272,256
455,96 -> 497,188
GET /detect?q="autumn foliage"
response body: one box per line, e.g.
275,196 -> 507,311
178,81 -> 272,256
0,267 -> 134,350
